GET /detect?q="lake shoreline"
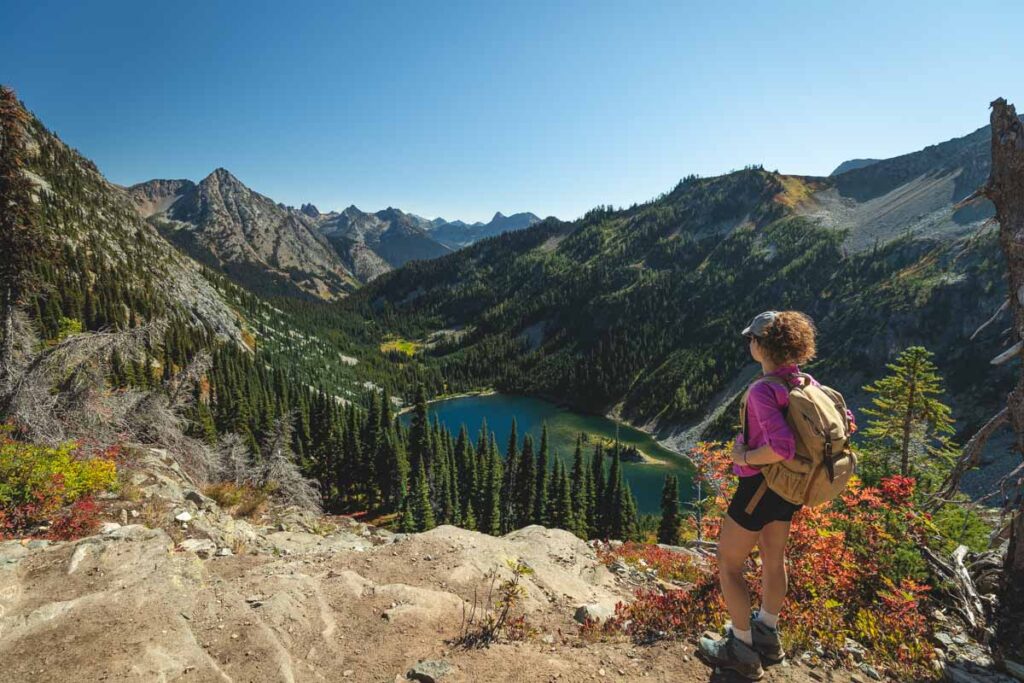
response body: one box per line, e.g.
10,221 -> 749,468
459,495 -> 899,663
401,390 -> 695,512
396,388 -> 498,416
413,388 -> 682,468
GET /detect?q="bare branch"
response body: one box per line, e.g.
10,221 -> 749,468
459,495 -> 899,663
972,299 -> 1009,341
991,341 -> 1022,366
927,408 -> 1009,510
954,186 -> 990,210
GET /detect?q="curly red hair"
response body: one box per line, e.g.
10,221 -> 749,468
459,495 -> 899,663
757,311 -> 817,365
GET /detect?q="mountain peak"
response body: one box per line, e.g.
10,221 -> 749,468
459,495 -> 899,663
491,211 -> 506,221
201,167 -> 244,187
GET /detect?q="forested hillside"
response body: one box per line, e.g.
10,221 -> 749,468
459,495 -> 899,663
348,148 -> 1013,442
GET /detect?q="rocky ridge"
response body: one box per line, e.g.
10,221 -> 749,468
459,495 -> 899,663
131,170 -> 359,300
0,449 -> 877,683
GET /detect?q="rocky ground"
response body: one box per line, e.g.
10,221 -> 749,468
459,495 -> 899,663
0,448 -> 997,683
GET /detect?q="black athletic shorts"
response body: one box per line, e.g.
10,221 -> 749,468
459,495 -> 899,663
727,473 -> 802,532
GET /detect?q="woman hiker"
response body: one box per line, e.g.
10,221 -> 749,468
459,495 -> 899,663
697,310 -> 855,680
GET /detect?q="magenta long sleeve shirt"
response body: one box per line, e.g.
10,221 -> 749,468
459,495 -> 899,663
733,364 -> 855,477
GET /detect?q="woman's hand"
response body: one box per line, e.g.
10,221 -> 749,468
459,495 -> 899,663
731,435 -> 748,466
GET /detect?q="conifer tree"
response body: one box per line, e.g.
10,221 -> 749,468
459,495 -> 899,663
569,434 -> 588,535
408,384 -> 432,474
620,483 -> 640,542
516,433 -> 536,528
410,458 -> 435,531
399,496 -> 417,533
550,458 -> 575,531
500,419 -> 519,532
480,435 -> 503,535
862,346 -> 957,483
658,473 -> 682,545
454,425 -> 476,520
588,441 -> 605,537
603,444 -> 623,536
533,424 -> 550,524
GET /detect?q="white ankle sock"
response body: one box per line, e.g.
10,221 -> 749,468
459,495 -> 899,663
731,626 -> 753,646
755,610 -> 779,629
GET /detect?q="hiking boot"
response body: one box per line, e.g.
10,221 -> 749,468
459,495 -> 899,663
698,630 -> 764,680
751,618 -> 785,663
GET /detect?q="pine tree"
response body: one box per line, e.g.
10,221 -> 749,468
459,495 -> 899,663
454,425 -> 476,521
604,444 -> 623,537
569,435 -> 589,538
500,419 -> 519,533
516,433 -> 536,528
588,441 -> 605,538
399,496 -> 417,533
550,458 -> 574,531
620,483 -> 640,542
658,474 -> 682,545
862,346 -> 957,484
410,458 -> 435,531
533,424 -> 550,524
408,384 -> 432,474
480,435 -> 503,535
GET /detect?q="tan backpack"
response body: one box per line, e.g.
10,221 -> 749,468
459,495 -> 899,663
740,373 -> 857,507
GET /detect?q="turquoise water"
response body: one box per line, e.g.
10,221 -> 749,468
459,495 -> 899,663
401,393 -> 694,514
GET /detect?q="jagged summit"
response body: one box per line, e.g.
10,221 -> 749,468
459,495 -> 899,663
130,169 -> 358,300
318,203 -> 451,277
427,210 -> 542,248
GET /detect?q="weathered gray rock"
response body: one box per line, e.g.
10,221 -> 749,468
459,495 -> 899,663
407,659 -> 452,682
843,637 -> 867,662
184,489 -> 217,511
263,530 -> 372,555
174,510 -> 193,523
574,602 -> 615,624
99,522 -> 122,534
1005,660 -> 1024,682
179,538 -> 217,558
105,524 -> 167,542
859,662 -> 882,680
0,541 -> 29,569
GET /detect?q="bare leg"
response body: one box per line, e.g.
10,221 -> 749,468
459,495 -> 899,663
717,514 -> 760,632
757,520 -> 792,616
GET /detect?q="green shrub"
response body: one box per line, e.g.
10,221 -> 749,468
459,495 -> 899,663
0,433 -> 118,537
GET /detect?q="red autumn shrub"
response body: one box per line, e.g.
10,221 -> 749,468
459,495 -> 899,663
599,542 -> 704,585
47,497 -> 100,540
0,430 -> 117,539
601,442 -> 938,681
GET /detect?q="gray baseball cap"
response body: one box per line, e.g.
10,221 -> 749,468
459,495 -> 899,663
742,311 -> 778,338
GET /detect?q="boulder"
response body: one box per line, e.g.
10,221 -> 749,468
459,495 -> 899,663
574,603 -> 616,624
407,660 -> 452,682
179,538 -> 217,559
184,489 -> 217,511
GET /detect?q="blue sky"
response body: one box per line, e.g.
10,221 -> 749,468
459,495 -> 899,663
3,1 -> 1021,222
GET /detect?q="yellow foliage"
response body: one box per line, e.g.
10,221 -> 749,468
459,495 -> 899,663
380,338 -> 423,356
774,175 -> 821,209
0,437 -> 118,510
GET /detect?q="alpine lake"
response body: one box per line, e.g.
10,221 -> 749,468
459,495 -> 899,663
401,392 -> 695,514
